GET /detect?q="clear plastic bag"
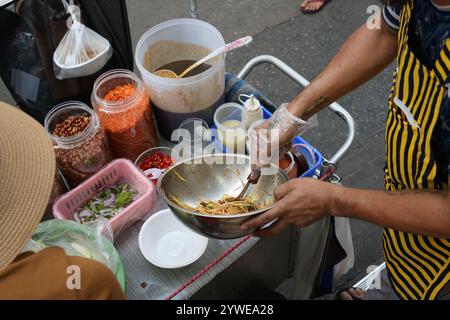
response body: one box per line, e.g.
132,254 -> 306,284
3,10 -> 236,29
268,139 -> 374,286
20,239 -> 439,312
53,1 -> 112,79
23,219 -> 125,290
249,103 -> 318,171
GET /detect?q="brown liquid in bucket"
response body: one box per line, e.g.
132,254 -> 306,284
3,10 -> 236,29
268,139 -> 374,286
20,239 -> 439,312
142,41 -> 225,140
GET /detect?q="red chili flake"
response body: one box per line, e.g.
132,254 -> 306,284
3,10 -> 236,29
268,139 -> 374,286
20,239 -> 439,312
104,84 -> 136,102
97,83 -> 158,160
139,151 -> 174,171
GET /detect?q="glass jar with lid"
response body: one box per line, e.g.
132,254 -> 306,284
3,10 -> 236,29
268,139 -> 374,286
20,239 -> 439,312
44,101 -> 113,186
91,69 -> 158,161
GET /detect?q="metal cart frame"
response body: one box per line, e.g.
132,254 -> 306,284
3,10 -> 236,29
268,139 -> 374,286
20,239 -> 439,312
237,55 -> 355,164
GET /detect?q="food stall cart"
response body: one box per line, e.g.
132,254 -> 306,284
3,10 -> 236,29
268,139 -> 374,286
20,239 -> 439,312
115,55 -> 355,300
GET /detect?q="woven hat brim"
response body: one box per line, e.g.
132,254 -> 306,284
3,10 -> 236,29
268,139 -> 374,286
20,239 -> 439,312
0,102 -> 55,270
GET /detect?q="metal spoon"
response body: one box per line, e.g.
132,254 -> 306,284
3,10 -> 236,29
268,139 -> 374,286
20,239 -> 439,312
154,36 -> 253,79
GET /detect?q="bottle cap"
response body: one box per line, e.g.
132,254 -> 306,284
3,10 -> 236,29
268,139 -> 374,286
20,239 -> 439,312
243,95 -> 261,111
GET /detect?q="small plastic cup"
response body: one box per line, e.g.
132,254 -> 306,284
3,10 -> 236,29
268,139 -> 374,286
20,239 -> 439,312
213,103 -> 246,154
177,118 -> 210,158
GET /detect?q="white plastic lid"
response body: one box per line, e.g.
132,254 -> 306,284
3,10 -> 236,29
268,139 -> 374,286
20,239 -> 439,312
138,209 -> 208,269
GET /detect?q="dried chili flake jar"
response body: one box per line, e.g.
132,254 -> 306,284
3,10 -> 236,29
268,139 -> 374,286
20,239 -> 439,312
44,101 -> 113,187
91,69 -> 158,161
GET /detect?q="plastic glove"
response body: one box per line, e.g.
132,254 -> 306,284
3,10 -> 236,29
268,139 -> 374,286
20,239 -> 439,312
249,103 -> 317,173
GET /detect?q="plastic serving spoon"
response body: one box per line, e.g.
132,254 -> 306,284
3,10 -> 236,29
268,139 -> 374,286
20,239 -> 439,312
154,36 -> 253,79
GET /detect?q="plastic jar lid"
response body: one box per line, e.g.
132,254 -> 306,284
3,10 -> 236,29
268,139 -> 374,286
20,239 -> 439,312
44,101 -> 99,149
91,69 -> 145,113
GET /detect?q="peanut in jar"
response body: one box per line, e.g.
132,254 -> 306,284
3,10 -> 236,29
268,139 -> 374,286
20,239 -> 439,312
44,101 -> 113,187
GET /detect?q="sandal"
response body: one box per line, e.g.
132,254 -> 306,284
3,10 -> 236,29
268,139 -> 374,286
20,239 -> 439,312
300,0 -> 331,14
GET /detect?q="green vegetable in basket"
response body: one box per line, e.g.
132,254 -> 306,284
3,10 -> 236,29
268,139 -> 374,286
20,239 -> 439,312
74,182 -> 139,224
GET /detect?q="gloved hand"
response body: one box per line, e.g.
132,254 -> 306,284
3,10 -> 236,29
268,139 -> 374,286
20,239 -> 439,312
248,103 -> 317,176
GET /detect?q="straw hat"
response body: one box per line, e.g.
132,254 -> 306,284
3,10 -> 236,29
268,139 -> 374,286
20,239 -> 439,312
0,102 -> 55,271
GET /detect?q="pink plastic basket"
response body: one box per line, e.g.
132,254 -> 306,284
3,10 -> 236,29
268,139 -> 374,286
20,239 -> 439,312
53,159 -> 154,236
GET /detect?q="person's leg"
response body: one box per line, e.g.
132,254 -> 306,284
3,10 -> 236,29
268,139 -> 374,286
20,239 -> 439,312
300,0 -> 330,14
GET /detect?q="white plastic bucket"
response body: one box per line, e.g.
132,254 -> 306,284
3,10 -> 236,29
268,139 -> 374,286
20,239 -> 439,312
135,19 -> 226,140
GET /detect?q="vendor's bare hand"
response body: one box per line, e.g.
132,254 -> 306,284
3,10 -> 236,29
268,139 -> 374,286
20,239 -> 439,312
241,178 -> 334,237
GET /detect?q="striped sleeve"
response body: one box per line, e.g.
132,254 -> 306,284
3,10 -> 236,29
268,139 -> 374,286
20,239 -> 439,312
383,3 -> 401,31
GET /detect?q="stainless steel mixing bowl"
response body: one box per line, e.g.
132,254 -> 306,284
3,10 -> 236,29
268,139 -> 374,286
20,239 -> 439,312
157,154 -> 288,239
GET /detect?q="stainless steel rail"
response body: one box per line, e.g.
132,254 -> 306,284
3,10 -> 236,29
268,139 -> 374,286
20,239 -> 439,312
237,55 -> 355,164
190,0 -> 199,19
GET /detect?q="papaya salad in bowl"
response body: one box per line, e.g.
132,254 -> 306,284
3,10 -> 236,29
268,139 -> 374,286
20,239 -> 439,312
157,154 -> 288,239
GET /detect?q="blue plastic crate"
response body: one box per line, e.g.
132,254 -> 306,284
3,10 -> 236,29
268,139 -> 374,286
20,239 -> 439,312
211,106 -> 323,178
